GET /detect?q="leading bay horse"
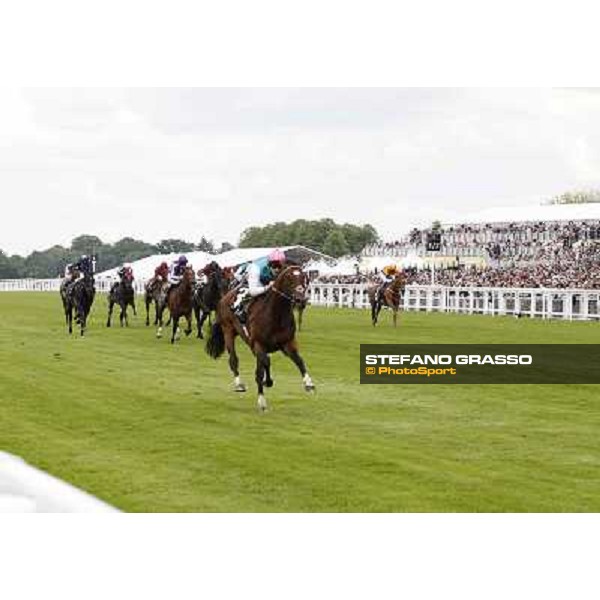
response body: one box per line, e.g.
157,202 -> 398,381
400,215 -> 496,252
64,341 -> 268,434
60,272 -> 95,336
205,265 -> 315,411
166,266 -> 195,343
107,272 -> 137,327
368,272 -> 405,327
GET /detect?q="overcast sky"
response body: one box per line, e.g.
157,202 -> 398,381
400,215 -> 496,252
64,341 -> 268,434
2,87 -> 600,255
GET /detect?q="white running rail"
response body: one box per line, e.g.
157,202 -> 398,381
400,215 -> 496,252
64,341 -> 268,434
307,283 -> 600,321
2,279 -> 600,320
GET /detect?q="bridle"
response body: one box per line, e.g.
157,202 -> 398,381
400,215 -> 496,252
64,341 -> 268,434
271,265 -> 307,305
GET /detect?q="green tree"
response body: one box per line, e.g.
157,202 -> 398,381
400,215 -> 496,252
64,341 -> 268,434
195,236 -> 215,254
217,241 -> 235,253
0,250 -> 21,278
323,230 -> 350,257
156,239 -> 196,254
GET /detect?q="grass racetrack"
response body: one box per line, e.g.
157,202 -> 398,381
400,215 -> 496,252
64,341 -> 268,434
1,292 -> 599,512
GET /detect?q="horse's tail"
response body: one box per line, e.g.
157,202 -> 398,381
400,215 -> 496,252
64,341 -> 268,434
205,321 -> 225,359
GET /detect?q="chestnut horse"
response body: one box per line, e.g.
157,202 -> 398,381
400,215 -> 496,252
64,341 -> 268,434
205,265 -> 315,411
368,272 -> 405,327
166,266 -> 195,343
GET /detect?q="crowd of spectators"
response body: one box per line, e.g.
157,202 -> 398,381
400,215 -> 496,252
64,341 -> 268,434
362,219 -> 600,262
314,219 -> 600,288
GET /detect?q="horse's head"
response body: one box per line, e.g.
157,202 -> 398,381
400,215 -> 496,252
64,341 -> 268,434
183,265 -> 196,283
273,265 -> 309,305
391,271 -> 405,290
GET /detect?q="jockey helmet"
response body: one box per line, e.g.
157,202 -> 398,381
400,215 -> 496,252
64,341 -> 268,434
81,254 -> 88,260
178,255 -> 188,265
267,249 -> 286,266
124,263 -> 132,269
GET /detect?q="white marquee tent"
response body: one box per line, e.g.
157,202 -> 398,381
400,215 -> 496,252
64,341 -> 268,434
95,245 -> 334,281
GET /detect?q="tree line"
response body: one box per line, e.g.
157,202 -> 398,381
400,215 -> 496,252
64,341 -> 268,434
0,235 -> 234,279
0,219 -> 380,278
239,219 -> 379,258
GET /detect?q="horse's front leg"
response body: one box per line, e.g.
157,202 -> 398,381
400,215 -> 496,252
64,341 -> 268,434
145,296 -> 151,326
107,299 -> 114,327
282,340 -> 315,392
171,315 -> 180,343
254,344 -> 269,412
184,312 -> 193,336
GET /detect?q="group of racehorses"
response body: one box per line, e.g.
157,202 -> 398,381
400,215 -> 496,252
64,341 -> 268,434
59,262 -> 404,411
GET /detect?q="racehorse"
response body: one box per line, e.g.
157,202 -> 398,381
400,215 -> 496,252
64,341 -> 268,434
368,272 -> 405,327
144,277 -> 169,335
192,262 -> 230,339
107,272 -> 137,328
166,266 -> 195,343
205,265 -> 315,412
60,272 -> 95,336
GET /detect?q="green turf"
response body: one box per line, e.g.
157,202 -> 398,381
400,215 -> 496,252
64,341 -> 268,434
1,292 -> 599,512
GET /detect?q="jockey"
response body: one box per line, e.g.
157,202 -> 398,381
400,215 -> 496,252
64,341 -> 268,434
377,264 -> 398,302
68,254 -> 93,280
154,261 -> 169,282
169,255 -> 189,285
116,263 -> 133,282
232,249 -> 286,322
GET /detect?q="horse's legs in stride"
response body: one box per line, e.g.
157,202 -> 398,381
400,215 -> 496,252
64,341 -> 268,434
171,315 -> 180,344
107,299 -> 114,327
226,329 -> 245,392
371,302 -> 378,326
156,304 -> 164,338
120,304 -> 126,327
254,344 -> 269,411
393,307 -> 398,327
194,305 -> 202,338
67,305 -> 73,334
198,310 -> 209,339
184,313 -> 193,337
131,299 -> 137,317
283,340 -> 315,391
145,296 -> 151,326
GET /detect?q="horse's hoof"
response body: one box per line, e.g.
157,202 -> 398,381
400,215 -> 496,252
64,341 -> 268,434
304,384 -> 316,392
265,379 -> 274,388
234,383 -> 247,393
257,395 -> 268,412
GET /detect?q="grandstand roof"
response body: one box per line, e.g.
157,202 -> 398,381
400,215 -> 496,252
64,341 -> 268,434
95,245 -> 333,281
444,203 -> 600,226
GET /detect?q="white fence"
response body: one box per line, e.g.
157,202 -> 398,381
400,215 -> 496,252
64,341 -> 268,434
0,278 -> 145,294
308,283 -> 600,321
2,279 -> 600,321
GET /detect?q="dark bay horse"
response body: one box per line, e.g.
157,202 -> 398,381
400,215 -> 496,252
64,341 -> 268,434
107,273 -> 136,327
60,273 -> 95,336
206,265 -> 315,412
368,272 -> 405,327
192,262 -> 230,338
166,266 -> 195,343
144,277 -> 169,336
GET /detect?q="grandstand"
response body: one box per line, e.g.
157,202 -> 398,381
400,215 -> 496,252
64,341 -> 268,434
356,203 -> 600,289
